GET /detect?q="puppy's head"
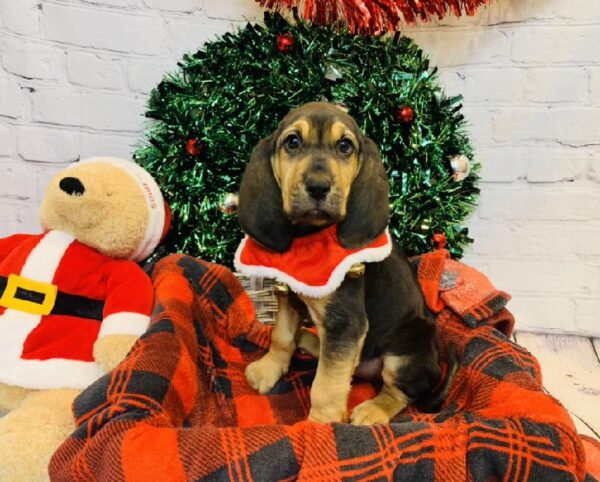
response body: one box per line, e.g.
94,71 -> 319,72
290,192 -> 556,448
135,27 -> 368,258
238,102 -> 389,252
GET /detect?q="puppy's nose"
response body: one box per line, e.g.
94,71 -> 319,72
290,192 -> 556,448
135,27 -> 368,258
305,179 -> 331,201
59,177 -> 85,196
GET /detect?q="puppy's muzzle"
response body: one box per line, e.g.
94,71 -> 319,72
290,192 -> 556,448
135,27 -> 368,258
305,177 -> 331,201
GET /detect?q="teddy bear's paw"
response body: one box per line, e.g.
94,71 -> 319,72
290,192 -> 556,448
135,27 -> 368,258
93,334 -> 139,373
0,389 -> 78,482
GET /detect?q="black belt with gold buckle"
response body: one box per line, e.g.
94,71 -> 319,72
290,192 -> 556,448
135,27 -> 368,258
0,274 -> 104,320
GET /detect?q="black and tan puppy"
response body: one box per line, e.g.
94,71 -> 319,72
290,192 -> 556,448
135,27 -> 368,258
239,102 -> 441,425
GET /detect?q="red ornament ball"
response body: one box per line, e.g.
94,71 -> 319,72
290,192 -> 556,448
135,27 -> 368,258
396,105 -> 415,124
276,33 -> 294,53
431,233 -> 447,250
185,138 -> 205,156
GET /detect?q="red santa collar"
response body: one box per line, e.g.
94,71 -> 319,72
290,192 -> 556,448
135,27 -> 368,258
234,225 -> 392,298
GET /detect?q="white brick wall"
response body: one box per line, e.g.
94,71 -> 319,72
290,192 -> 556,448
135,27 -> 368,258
0,0 -> 598,336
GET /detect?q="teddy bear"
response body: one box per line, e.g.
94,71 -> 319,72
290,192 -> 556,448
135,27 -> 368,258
0,157 -> 169,482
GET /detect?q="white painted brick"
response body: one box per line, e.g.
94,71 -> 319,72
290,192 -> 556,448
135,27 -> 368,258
525,146 -> 592,183
142,0 -> 200,12
15,203 -> 42,234
476,147 -> 527,183
0,124 -> 15,157
32,87 -> 145,131
487,259 -> 598,296
437,69 -> 464,97
572,227 -> 600,257
460,105 -> 494,149
1,37 -> 64,81
89,0 -> 141,7
478,189 -> 600,221
511,27 -> 600,65
509,297 -> 574,334
445,68 -> 524,104
80,131 -> 137,159
406,29 -> 510,68
526,0 -> 600,23
165,18 -> 231,58
460,255 -> 488,277
524,68 -> 588,104
0,0 -> 40,35
0,79 -> 29,119
493,107 -> 600,145
0,203 -> 17,236
36,165 -> 67,202
42,3 -> 163,55
0,162 -> 38,201
16,126 -> 80,163
79,93 -> 145,131
589,159 -> 600,183
527,158 -> 587,183
512,223 -> 574,257
127,59 -> 172,94
589,68 -> 600,105
464,220 -> 513,256
574,300 -> 600,336
203,0 -> 263,20
66,51 -> 125,90
31,87 -> 81,126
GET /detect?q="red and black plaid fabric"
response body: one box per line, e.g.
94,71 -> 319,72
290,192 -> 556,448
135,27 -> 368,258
50,251 -> 598,481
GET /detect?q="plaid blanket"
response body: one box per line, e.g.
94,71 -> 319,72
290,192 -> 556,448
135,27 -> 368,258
50,251 -> 598,481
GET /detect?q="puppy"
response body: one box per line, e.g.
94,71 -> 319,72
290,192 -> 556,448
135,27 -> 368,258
238,102 -> 441,425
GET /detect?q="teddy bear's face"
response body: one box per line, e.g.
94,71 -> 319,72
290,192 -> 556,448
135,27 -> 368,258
40,161 -> 149,259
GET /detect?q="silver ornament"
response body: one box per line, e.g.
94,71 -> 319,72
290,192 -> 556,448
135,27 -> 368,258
324,63 -> 344,82
450,155 -> 471,182
219,192 -> 239,214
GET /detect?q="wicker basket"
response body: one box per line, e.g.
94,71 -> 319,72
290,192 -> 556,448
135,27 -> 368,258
234,274 -> 278,324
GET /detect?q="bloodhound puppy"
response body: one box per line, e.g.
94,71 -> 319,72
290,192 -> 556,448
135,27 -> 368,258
238,102 -> 441,425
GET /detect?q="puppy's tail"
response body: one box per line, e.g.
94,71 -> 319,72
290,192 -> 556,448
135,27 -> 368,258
416,344 -> 459,413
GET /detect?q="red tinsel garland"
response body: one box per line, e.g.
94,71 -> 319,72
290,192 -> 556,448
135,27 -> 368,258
257,0 -> 493,33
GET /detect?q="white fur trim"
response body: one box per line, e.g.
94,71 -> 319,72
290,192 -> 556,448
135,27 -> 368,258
234,229 -> 393,298
21,230 -> 75,281
0,351 -> 104,390
76,157 -> 165,261
98,312 -> 150,338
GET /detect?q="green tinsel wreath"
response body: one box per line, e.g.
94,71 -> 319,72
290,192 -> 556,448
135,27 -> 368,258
134,13 -> 479,266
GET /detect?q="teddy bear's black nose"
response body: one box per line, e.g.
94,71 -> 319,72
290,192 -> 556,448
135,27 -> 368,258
59,177 -> 85,196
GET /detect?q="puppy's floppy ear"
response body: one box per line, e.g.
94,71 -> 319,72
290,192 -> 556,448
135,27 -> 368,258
237,136 -> 293,253
338,136 -> 390,248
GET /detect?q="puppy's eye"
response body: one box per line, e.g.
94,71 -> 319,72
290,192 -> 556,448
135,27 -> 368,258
337,138 -> 354,155
284,134 -> 302,151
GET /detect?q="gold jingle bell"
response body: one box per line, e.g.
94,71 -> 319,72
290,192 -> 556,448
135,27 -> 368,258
346,263 -> 365,279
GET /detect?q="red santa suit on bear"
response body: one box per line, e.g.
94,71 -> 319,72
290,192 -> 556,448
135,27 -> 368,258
0,159 -> 168,390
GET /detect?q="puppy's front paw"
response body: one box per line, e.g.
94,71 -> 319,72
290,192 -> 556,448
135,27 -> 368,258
350,399 -> 391,425
245,354 -> 288,394
308,405 -> 348,424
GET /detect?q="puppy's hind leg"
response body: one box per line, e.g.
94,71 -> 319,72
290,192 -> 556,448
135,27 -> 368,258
350,355 -> 412,425
298,327 -> 320,358
245,296 -> 301,394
